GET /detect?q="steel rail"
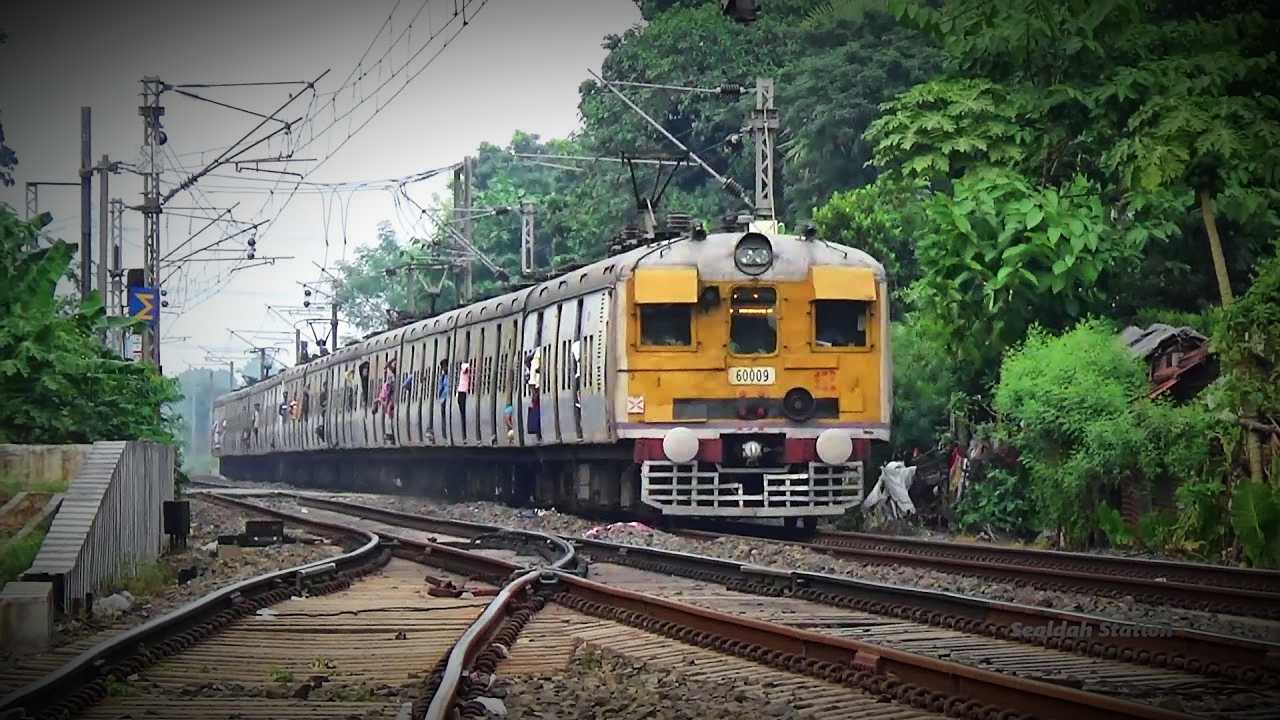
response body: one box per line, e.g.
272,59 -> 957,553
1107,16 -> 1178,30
0,509 -> 384,717
275,493 -> 1280,683
423,569 -> 544,720
203,492 -> 1199,720
550,571 -> 1197,720
293,494 -> 582,573
811,529 -> 1280,592
580,537 -> 1280,681
674,527 -> 1280,619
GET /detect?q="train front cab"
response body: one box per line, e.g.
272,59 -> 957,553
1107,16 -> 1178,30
621,232 -> 890,520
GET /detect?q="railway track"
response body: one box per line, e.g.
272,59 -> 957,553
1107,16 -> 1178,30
253,492 -> 1280,719
669,525 -> 1280,621
12,487 -> 1272,719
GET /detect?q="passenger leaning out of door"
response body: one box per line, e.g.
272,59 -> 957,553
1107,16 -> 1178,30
436,359 -> 450,440
456,361 -> 473,441
379,359 -> 397,443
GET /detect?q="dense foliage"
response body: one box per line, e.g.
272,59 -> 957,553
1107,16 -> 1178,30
325,1 -> 1279,558
1214,246 -> 1280,443
887,316 -> 959,456
0,208 -> 179,443
992,320 -> 1225,547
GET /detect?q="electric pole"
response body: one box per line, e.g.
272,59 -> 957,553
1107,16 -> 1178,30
139,77 -> 165,368
259,347 -> 268,381
96,155 -> 112,307
80,107 -> 93,301
520,200 -> 536,275
110,199 -> 126,355
751,78 -> 777,221
452,157 -> 475,303
330,299 -> 339,351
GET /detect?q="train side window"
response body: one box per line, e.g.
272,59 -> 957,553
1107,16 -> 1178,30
639,304 -> 692,347
729,287 -> 777,355
814,300 -> 869,348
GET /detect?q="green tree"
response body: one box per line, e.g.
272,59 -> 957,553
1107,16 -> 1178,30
0,208 -> 179,443
1101,13 -> 1280,306
333,222 -> 445,335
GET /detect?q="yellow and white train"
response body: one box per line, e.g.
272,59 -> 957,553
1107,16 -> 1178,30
213,226 -> 891,524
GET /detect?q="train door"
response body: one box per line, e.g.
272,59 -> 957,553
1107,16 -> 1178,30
345,356 -> 359,448
437,334 -> 453,446
579,290 -> 612,442
410,336 -> 425,445
358,355 -> 373,449
477,323 -> 493,446
416,335 -> 430,445
400,341 -> 416,444
423,335 -> 437,445
493,320 -> 511,446
466,327 -> 480,445
338,360 -> 349,448
539,303 -> 561,444
555,298 -> 582,442
520,311 -> 541,446
302,375 -> 311,450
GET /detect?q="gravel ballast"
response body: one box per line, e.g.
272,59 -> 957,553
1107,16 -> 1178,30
329,493 -> 1280,643
487,646 -> 826,720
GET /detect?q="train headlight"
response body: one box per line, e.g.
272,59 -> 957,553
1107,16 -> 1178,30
662,427 -> 699,464
816,429 -> 853,465
733,233 -> 773,275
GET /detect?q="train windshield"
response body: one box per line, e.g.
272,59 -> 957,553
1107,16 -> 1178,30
729,287 -> 776,355
815,300 -> 869,347
640,304 -> 692,346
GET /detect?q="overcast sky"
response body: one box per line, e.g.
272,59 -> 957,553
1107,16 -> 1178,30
0,0 -> 641,375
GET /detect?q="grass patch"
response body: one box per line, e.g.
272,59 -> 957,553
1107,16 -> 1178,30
0,528 -> 47,585
0,475 -> 67,504
117,560 -> 175,597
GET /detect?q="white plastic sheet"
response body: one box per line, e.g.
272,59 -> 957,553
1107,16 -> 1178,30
861,461 -> 918,519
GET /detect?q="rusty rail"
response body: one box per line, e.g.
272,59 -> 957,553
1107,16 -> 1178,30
208,493 -> 1198,720
263,492 -> 1280,684
813,529 -> 1280,593
423,569 -> 546,720
550,571 -> 1197,720
1,507 -> 388,719
673,527 -> 1280,619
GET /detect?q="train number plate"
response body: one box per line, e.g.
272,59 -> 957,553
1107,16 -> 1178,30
728,366 -> 775,385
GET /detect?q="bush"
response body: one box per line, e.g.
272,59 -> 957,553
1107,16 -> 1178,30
993,319 -> 1228,547
954,467 -> 1035,537
1232,481 -> 1280,568
889,315 -> 962,458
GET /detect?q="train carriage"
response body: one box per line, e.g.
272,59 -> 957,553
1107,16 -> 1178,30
213,225 -> 890,523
